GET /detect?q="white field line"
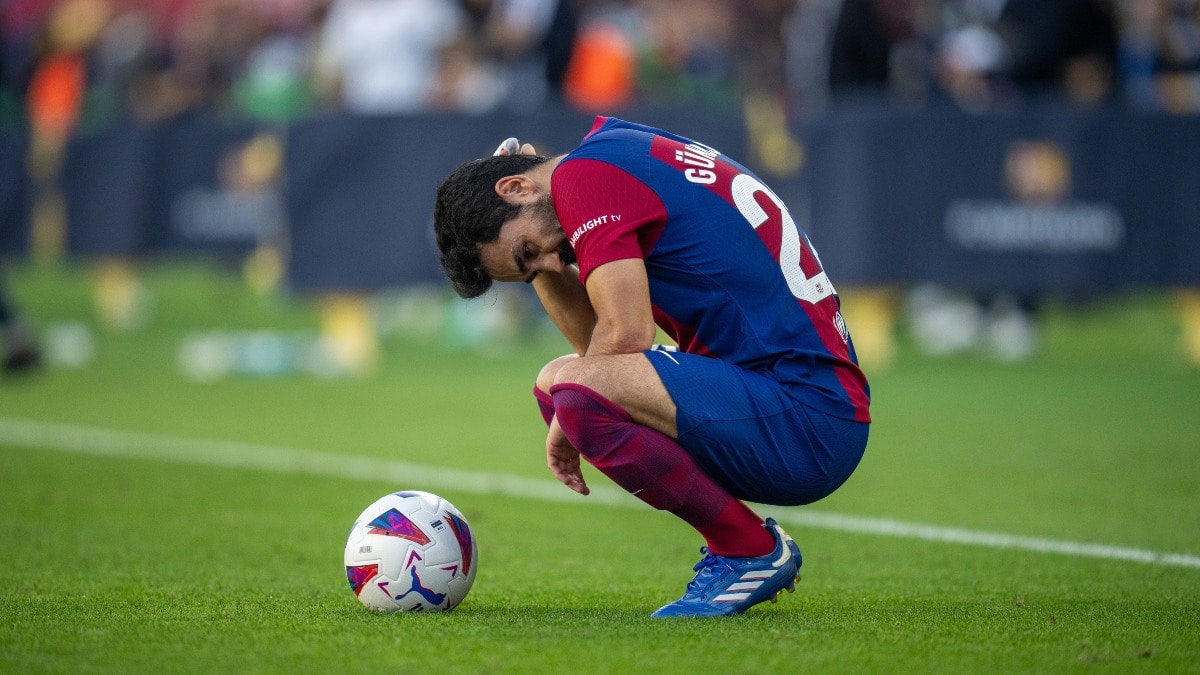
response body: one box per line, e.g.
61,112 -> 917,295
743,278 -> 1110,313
2,417 -> 1198,570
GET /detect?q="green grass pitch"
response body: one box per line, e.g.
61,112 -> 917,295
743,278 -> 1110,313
1,262 -> 1198,673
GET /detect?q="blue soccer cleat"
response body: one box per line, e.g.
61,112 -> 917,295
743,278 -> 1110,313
651,518 -> 802,618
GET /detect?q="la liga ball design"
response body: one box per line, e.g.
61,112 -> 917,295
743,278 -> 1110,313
344,491 -> 477,612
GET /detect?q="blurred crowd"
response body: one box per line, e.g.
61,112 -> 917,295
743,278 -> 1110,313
1,0 -> 1199,136
2,0 -> 1200,374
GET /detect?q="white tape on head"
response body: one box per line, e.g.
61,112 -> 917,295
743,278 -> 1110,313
494,138 -> 520,156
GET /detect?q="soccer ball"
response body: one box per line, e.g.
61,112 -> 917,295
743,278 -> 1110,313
344,490 -> 478,612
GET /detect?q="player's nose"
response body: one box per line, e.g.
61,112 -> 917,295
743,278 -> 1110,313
537,253 -> 565,274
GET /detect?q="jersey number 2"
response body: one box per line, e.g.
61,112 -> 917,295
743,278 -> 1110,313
731,174 -> 836,304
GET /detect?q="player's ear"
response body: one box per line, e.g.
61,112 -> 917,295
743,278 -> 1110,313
495,175 -> 534,203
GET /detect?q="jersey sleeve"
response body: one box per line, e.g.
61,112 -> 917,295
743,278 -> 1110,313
551,158 -> 668,283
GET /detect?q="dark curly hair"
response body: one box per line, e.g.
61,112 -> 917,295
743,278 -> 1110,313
434,154 -> 552,298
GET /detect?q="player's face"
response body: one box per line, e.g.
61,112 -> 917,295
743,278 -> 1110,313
478,195 -> 576,284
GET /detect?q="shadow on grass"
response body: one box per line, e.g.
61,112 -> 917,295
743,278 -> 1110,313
336,599 -> 811,633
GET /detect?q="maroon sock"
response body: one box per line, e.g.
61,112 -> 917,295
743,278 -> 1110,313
533,386 -> 555,427
550,383 -> 774,558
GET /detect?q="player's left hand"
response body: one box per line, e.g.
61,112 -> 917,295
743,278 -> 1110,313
546,417 -> 589,496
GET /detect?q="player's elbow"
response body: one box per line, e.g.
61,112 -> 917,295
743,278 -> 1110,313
609,335 -> 654,355
590,320 -> 655,355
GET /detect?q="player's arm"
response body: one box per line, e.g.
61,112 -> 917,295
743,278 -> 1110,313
492,138 -> 599,353
537,258 -> 650,497
531,264 -> 595,356
583,258 -> 655,356
493,138 -> 598,353
553,158 -> 664,356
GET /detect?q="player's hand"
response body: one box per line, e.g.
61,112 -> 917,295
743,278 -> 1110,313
493,137 -> 537,157
546,417 -> 589,496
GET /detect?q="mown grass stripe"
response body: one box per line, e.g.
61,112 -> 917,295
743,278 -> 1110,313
2,416 -> 1197,569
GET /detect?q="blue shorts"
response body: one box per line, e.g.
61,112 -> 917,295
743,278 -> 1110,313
645,346 -> 868,506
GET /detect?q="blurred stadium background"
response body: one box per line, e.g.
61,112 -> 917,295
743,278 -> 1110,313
2,2 -> 1199,670
1,0 -> 1198,376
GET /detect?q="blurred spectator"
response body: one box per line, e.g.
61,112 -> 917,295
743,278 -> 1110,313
313,0 -> 467,114
90,6 -> 159,120
563,0 -> 745,114
829,0 -> 929,105
0,6 -> 40,371
734,0 -> 806,176
563,2 -> 638,111
1002,0 -> 1119,104
10,0 -> 1175,121
933,0 -> 1119,111
733,0 -> 796,98
25,0 -> 110,149
781,0 -> 843,116
1,4 -> 28,122
828,0 -> 1120,112
638,0 -> 737,110
0,274 -> 40,373
1118,0 -> 1200,112
228,1 -> 325,122
2,2 -> 53,106
455,0 -> 578,112
158,0 -> 271,115
19,0 -> 114,264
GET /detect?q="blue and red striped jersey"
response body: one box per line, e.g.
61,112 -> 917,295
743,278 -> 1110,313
551,117 -> 870,423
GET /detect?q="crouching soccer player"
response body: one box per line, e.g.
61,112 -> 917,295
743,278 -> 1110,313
433,117 -> 870,618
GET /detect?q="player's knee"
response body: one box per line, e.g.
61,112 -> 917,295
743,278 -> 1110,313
535,354 -> 578,394
550,354 -> 597,390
